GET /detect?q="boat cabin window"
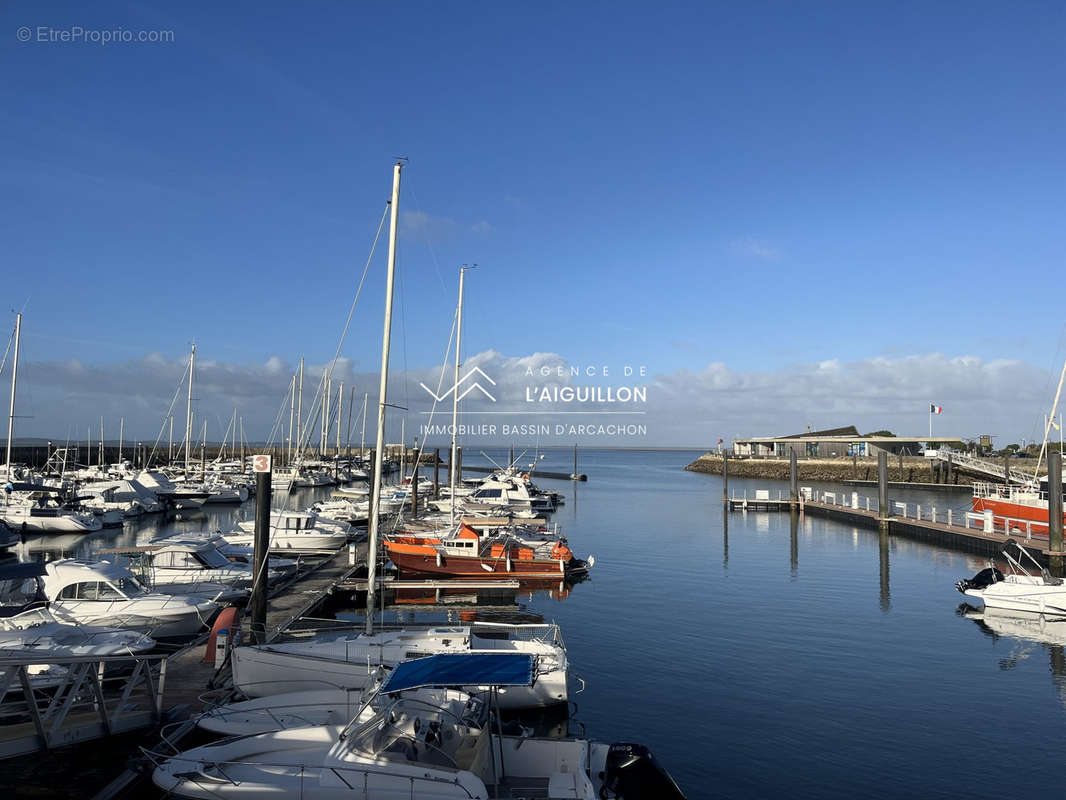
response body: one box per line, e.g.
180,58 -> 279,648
58,581 -> 124,600
154,551 -> 198,569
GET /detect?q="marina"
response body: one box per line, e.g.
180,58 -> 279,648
5,5 -> 1066,797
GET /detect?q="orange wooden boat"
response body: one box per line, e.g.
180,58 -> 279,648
384,535 -> 591,580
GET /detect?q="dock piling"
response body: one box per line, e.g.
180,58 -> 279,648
1049,452 -> 1064,576
433,448 -> 440,499
722,453 -> 729,503
789,450 -> 798,507
877,451 -> 889,521
250,458 -> 272,644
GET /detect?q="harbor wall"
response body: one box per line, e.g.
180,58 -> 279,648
685,453 -> 974,485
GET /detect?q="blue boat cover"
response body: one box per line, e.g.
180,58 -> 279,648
380,652 -> 535,694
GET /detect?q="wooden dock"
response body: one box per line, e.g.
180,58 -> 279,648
729,494 -> 1061,560
337,576 -> 522,592
93,544 -> 360,799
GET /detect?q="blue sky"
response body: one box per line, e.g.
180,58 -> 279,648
2,1 -> 1064,446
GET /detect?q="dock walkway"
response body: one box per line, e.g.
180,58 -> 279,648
93,544 -> 361,799
729,491 -> 1058,559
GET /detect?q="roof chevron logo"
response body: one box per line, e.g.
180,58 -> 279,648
420,367 -> 497,403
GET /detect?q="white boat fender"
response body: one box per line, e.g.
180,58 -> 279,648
436,551 -> 443,568
506,556 -> 512,572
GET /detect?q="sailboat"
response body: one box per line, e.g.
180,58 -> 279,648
1,314 -> 103,535
228,162 -> 572,711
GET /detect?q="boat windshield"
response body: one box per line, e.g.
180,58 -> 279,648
113,577 -> 148,597
0,605 -> 54,631
342,698 -> 467,766
194,548 -> 231,569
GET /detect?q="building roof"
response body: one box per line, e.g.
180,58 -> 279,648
736,434 -> 959,444
779,425 -> 859,439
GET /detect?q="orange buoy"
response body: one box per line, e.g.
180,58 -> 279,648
204,606 -> 241,665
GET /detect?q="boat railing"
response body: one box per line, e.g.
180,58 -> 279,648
0,651 -> 168,758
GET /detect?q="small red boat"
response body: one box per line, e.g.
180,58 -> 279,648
971,480 -> 1066,535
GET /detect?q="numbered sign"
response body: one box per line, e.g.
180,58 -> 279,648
252,454 -> 272,473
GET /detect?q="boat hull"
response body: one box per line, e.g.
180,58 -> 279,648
386,542 -> 576,580
972,497 -> 1066,535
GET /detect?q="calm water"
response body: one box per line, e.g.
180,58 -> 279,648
18,449 -> 1066,798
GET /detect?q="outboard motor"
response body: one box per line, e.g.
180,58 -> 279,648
599,742 -> 686,800
955,567 -> 1004,594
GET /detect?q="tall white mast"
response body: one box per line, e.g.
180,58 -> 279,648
365,160 -> 403,635
287,372 -> 296,464
1035,358 -> 1066,481
118,417 -> 124,463
4,313 -> 21,483
184,344 -> 195,474
336,381 -> 343,455
361,392 -> 368,457
450,267 -> 471,524
296,357 -> 304,462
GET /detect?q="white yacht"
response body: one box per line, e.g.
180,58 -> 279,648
0,563 -> 156,658
229,510 -> 349,552
0,493 -> 102,534
230,622 -> 569,709
197,682 -> 482,737
135,540 -> 276,592
40,559 -> 218,638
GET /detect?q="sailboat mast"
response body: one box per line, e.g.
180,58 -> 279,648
297,357 -> 304,462
288,373 -> 296,464
5,313 -> 21,483
361,392 -> 368,456
185,344 -> 195,473
336,381 -> 343,456
450,268 -> 468,524
1035,358 -> 1066,481
366,160 -> 403,635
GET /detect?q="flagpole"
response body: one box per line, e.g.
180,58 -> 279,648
929,405 -> 932,440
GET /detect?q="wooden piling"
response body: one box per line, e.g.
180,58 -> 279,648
1049,453 -> 1064,576
433,448 -> 440,499
722,453 -> 729,502
250,463 -> 272,644
878,451 -> 889,520
789,450 -> 798,506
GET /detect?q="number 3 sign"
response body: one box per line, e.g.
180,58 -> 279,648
253,455 -> 272,473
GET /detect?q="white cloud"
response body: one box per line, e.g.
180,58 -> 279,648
731,237 -> 782,261
11,350 -> 1054,449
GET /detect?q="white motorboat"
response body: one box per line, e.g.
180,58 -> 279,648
231,622 -> 569,709
956,541 -> 1066,615
133,470 -> 209,509
40,558 -> 218,638
134,540 -> 277,592
229,510 -> 349,553
0,563 -> 156,658
201,483 -> 250,504
154,652 -> 684,800
196,682 -> 482,736
0,493 -> 102,534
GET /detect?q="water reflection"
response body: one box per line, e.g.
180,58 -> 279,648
789,511 -> 798,577
879,530 -> 891,613
722,514 -> 728,569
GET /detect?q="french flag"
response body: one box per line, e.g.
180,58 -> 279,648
930,404 -> 943,415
